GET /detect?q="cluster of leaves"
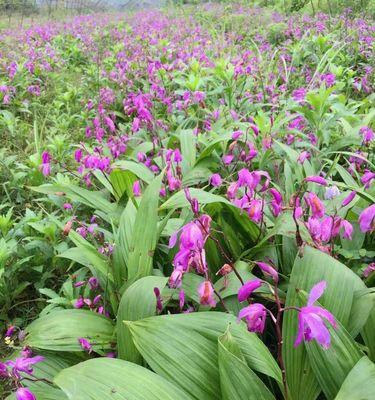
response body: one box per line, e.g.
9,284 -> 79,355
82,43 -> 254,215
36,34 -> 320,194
0,2 -> 374,400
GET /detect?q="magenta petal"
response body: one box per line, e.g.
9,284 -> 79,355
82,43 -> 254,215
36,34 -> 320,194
303,313 -> 331,349
307,281 -> 326,306
238,279 -> 262,302
294,312 -> 305,347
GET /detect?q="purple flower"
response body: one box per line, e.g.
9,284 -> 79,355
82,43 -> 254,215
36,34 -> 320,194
0,362 -> 8,377
63,203 -> 73,210
363,263 -> 375,278
297,151 -> 310,164
132,180 -> 142,197
5,325 -> 15,338
198,281 -> 216,307
237,303 -> 267,333
15,387 -> 36,400
179,290 -> 185,311
232,130 -> 243,140
88,277 -> 99,290
223,154 -> 234,165
324,186 -> 340,200
78,338 -> 92,353
154,287 -> 163,313
360,126 -> 374,145
6,356 -> 45,379
305,176 -> 328,186
305,192 -> 325,219
74,149 -> 82,162
255,262 -> 279,283
292,87 -> 307,102
342,191 -> 356,207
361,170 -> 375,189
359,204 -> 375,233
238,279 -> 262,302
209,173 -> 222,187
294,281 -> 337,349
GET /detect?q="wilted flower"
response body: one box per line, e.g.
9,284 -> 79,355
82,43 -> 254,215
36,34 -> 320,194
294,281 -> 337,349
198,281 -> 216,307
305,192 -> 325,219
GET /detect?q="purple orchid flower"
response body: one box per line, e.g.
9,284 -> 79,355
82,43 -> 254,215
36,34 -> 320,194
294,281 -> 337,349
15,387 -> 36,400
237,303 -> 267,333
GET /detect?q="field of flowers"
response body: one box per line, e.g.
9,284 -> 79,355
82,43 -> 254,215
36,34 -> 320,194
0,3 -> 374,399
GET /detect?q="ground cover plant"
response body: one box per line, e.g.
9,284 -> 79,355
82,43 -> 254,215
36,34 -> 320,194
0,2 -> 374,399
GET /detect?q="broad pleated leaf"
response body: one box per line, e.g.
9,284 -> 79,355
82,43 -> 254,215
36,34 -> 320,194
117,276 -> 168,363
54,358 -> 192,400
160,188 -> 231,210
127,173 -> 163,281
31,183 -> 116,215
334,356 -> 375,400
218,329 -> 275,400
24,310 -> 114,352
282,246 -> 368,400
305,320 -> 363,399
127,312 -> 281,400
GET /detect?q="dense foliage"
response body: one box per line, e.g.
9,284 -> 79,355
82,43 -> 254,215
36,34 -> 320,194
0,3 -> 374,399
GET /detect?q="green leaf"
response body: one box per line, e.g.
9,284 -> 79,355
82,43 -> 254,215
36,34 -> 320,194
127,173 -> 163,282
31,184 -> 116,216
113,199 -> 137,283
160,188 -> 231,210
180,129 -> 197,173
334,357 -> 375,400
282,246 -> 368,400
218,328 -> 275,400
305,320 -> 363,399
58,246 -> 112,287
24,310 -> 114,352
112,160 -> 155,183
54,358 -> 192,400
127,312 -> 281,400
117,276 -> 168,363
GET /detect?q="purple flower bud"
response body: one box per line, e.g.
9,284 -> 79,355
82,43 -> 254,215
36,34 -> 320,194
238,279 -> 262,302
132,180 -> 141,197
5,325 -> 15,338
0,362 -> 8,378
255,262 -> 279,283
304,176 -> 328,186
63,203 -> 73,210
74,149 -> 82,162
74,281 -> 86,288
15,387 -> 36,400
223,154 -> 234,165
232,130 -> 243,140
78,338 -> 92,353
179,290 -> 185,311
88,277 -> 99,290
154,287 -> 163,313
191,198 -> 199,215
